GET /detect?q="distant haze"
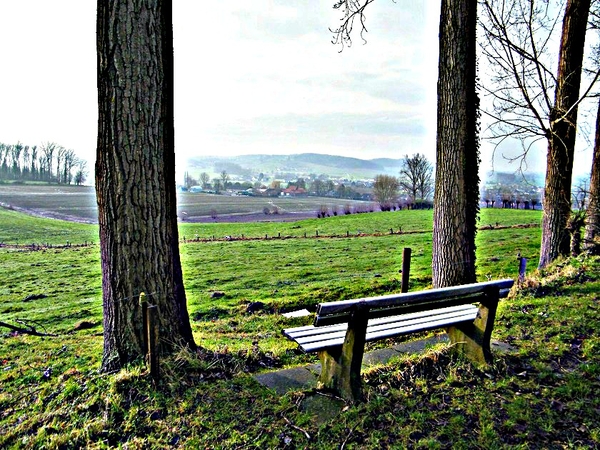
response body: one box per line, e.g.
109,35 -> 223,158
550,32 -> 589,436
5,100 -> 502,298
184,152 -> 546,185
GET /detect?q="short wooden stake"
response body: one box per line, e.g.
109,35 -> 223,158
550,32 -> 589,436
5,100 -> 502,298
146,305 -> 159,381
401,247 -> 411,293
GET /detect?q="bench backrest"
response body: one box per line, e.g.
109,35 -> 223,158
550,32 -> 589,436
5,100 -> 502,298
314,279 -> 514,327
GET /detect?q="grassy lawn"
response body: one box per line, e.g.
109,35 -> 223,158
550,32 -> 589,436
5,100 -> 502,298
2,207 -> 598,448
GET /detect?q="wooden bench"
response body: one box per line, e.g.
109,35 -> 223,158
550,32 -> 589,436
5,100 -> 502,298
283,278 -> 514,402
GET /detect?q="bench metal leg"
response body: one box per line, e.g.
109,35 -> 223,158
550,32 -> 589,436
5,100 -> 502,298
447,288 -> 499,366
317,306 -> 369,402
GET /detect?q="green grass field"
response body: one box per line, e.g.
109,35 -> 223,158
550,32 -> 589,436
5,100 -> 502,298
1,206 -> 598,448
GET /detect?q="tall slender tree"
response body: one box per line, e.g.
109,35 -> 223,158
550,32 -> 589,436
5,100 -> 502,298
539,0 -> 591,267
432,0 -> 480,287
479,0 -> 593,267
30,145 -> 37,180
96,0 -> 195,371
584,99 -> 600,250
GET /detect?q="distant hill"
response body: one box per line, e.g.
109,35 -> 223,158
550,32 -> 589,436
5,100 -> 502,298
185,153 -> 405,179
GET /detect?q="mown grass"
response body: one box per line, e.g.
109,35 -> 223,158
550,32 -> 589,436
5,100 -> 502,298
4,207 -> 597,448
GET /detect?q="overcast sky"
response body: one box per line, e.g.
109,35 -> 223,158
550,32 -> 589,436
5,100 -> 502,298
0,1 -> 594,179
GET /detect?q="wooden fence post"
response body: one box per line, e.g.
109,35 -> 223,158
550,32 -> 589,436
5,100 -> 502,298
146,304 -> 159,381
401,247 -> 411,293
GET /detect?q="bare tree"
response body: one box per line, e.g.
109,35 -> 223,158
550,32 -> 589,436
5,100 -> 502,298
0,144 -> 7,176
398,153 -> 434,206
40,142 -> 56,181
11,142 -> 23,177
199,171 -> 210,189
30,145 -> 37,179
74,158 -> 88,186
22,145 -> 30,178
479,0 -> 594,267
56,146 -> 67,184
373,174 -> 399,210
584,10 -> 600,252
220,170 -> 230,190
62,149 -> 76,184
584,98 -> 600,251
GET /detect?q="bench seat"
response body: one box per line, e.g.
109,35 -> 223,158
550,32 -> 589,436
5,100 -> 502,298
283,303 -> 478,352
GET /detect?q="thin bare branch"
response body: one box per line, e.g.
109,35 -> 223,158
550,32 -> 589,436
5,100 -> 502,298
330,0 -> 377,52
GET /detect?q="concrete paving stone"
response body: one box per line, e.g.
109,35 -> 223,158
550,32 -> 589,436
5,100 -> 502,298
363,335 -> 448,366
299,394 -> 346,425
254,367 -> 317,396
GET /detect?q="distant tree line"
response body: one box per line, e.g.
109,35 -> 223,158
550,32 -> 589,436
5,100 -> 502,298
0,141 -> 88,185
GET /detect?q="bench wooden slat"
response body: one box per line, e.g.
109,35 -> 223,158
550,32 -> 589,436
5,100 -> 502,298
288,304 -> 478,353
300,311 -> 477,353
316,279 -> 513,317
283,303 -> 476,340
314,293 -> 484,327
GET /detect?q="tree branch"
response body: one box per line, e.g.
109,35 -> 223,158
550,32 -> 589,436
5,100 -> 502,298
331,0 -> 377,52
0,320 -> 58,337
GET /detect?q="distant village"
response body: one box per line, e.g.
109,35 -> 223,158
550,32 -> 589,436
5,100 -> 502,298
182,172 -> 376,201
180,168 -> 546,209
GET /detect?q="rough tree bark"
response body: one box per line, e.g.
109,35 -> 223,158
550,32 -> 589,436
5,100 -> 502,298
432,0 -> 480,288
96,0 -> 195,372
584,98 -> 600,251
539,0 -> 591,267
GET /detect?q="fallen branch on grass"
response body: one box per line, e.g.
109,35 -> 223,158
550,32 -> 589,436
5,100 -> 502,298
0,319 -> 58,337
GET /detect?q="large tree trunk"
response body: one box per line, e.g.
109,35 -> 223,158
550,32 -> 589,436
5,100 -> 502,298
584,98 -> 600,251
96,0 -> 195,372
432,0 -> 479,288
539,0 -> 591,268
